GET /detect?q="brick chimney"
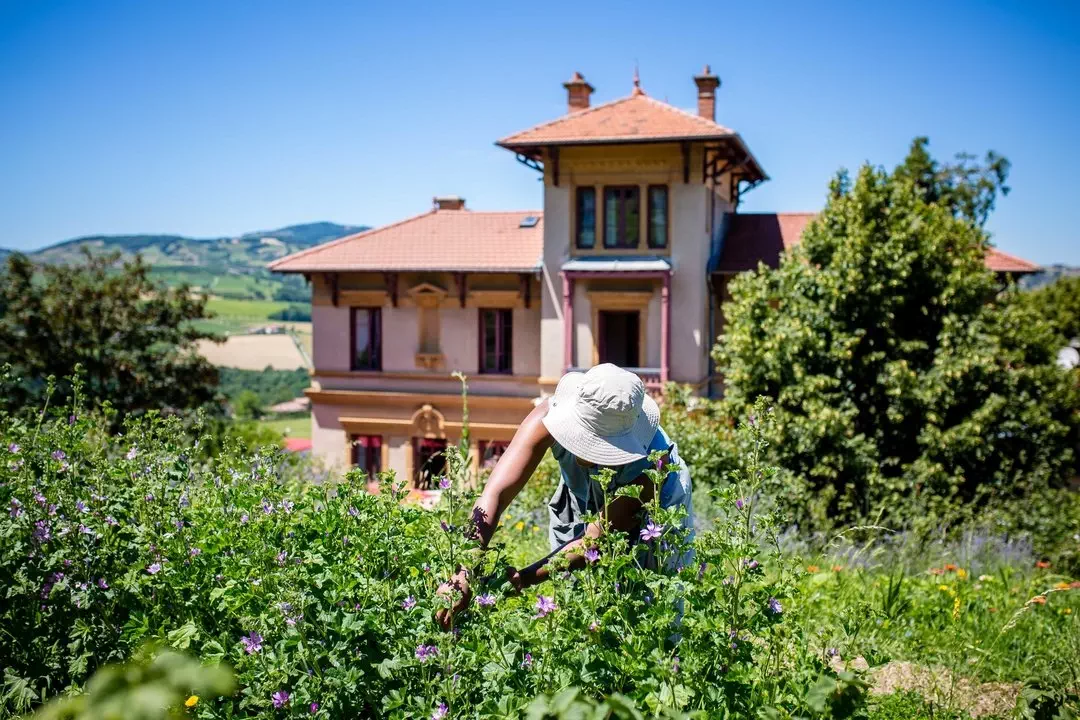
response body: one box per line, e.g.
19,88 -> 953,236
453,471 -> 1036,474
433,196 -> 465,211
563,72 -> 594,113
693,65 -> 721,121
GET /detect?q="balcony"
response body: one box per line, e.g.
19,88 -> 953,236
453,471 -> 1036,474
568,367 -> 663,392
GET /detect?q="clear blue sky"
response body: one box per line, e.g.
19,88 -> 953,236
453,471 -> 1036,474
2,0 -> 1078,264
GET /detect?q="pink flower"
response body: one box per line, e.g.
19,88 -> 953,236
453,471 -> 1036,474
639,521 -> 664,542
584,547 -> 600,563
432,702 -> 448,719
438,476 -> 451,490
146,563 -> 161,575
521,652 -> 533,669
240,631 -> 263,654
402,596 -> 416,610
476,593 -> 496,607
415,644 -> 439,662
535,596 -> 557,618
272,690 -> 289,708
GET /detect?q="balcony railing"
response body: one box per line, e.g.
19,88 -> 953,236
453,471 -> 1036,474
568,367 -> 663,391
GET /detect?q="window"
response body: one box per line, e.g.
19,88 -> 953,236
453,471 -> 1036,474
479,309 -> 512,374
478,440 -> 509,471
351,307 -> 381,370
575,187 -> 596,248
647,185 -> 668,249
603,186 -> 640,248
350,435 -> 382,480
413,438 -> 447,490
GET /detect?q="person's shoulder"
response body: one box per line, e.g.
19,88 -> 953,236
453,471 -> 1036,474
651,425 -> 674,452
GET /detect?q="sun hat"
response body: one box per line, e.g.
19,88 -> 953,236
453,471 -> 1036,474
541,363 -> 660,466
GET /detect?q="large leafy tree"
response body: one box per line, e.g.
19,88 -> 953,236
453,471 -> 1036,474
0,250 -> 220,417
714,140 -> 1079,528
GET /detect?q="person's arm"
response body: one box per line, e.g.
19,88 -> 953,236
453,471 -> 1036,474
510,462 -> 661,589
435,399 -> 553,629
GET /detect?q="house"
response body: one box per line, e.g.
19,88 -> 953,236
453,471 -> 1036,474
269,67 -> 1038,485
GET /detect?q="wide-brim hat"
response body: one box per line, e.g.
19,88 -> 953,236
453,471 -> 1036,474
541,363 -> 660,466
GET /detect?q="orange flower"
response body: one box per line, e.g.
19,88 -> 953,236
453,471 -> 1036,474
944,563 -> 958,572
831,565 -> 844,573
1030,595 -> 1047,605
1036,561 -> 1051,569
806,565 -> 820,573
1055,582 -> 1071,590
988,607 -> 998,613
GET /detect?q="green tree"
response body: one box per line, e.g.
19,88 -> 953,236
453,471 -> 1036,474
231,389 -> 264,420
1012,275 -> 1080,343
713,141 -> 1079,529
0,250 -> 220,417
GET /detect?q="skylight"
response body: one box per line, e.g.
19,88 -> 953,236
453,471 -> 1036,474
519,216 -> 539,228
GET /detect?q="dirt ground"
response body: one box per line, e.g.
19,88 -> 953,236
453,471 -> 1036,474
195,334 -> 308,370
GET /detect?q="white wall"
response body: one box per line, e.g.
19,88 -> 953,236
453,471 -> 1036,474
669,184 -> 709,383
540,184 -> 570,379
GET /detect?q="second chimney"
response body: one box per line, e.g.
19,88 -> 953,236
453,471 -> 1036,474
693,65 -> 721,121
433,196 -> 465,211
563,71 -> 594,113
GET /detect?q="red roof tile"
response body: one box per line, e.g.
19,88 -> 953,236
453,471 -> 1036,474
283,438 -> 312,453
715,212 -> 1039,274
268,208 -> 543,273
497,92 -> 766,181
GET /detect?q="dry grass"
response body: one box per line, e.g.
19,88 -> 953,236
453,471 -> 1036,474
196,334 -> 307,370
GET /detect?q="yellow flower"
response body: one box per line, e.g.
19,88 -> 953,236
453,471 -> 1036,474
1063,608 -> 1073,615
185,696 -> 199,708
952,595 -> 961,620
1055,582 -> 1070,590
531,525 -> 539,533
514,521 -> 525,532
938,584 -> 951,592
956,568 -> 967,579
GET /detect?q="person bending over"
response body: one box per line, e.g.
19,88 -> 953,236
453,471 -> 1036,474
436,363 -> 693,629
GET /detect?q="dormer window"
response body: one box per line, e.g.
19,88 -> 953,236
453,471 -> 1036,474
603,186 -> 641,249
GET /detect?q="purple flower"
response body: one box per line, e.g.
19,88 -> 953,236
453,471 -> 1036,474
75,500 -> 89,513
279,602 -> 293,613
277,550 -> 288,566
68,414 -> 76,426
535,596 -> 557,618
125,446 -> 137,460
174,520 -> 184,531
33,520 -> 51,543
589,621 -> 599,632
415,644 -> 439,662
279,499 -> 294,514
8,443 -> 20,454
723,575 -> 734,585
241,631 -> 263,654
639,521 -> 664,542
272,690 -> 289,708
438,476 -> 451,490
76,581 -> 88,591
105,515 -> 118,526
47,504 -> 57,516
672,655 -> 680,673
97,578 -> 108,589
827,647 -> 838,657
78,524 -> 93,536
178,493 -> 190,509
698,562 -> 707,580
240,513 -> 249,524
584,547 -> 600,563
310,702 -> 319,714
189,547 -> 201,557
9,498 -> 23,518
51,450 -> 65,461
33,492 -> 47,506
348,506 -> 359,517
476,593 -> 496,607
521,652 -> 533,669
144,494 -> 154,502
440,520 -> 450,532
146,563 -> 161,575
286,614 -> 303,627
742,558 -> 759,570
402,596 -> 416,610
735,498 -> 745,510
767,597 -> 783,615
261,498 -> 274,515
432,702 -> 448,720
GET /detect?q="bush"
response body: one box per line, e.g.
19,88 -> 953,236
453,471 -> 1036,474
0,388 -> 860,719
217,367 -> 310,407
714,141 -> 1080,532
267,305 -> 312,322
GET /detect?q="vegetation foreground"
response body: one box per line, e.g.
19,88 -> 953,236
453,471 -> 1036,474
1,388 -> 1077,720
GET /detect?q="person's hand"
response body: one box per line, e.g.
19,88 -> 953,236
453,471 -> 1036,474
505,566 -> 527,594
435,570 -> 471,630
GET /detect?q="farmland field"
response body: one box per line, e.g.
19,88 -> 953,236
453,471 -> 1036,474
196,334 -> 308,370
260,413 -> 312,439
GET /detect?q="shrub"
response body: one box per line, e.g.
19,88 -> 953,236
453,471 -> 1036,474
714,141 -> 1080,532
0,385 -> 860,718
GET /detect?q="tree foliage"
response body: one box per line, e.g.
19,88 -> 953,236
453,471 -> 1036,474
0,250 -> 220,418
714,140 -> 1079,529
1011,275 -> 1080,344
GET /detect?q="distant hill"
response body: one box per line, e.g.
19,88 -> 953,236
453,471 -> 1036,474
1020,264 -> 1080,291
6,222 -> 367,302
26,221 -> 366,271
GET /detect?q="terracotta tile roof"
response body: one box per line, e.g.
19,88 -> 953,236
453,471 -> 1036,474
714,212 -> 1039,274
496,91 -> 766,181
268,208 -> 543,273
283,438 -> 312,453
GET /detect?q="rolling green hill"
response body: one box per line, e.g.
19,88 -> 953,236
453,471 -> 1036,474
9,222 -> 366,301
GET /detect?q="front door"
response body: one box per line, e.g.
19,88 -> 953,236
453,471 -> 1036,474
413,438 -> 447,490
598,310 -> 640,368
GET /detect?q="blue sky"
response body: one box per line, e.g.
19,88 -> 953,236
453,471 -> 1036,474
1,0 -> 1078,264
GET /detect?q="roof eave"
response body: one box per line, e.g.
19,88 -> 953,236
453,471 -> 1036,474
268,265 -> 543,275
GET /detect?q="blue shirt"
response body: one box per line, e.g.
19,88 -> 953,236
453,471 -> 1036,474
547,426 -> 694,567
